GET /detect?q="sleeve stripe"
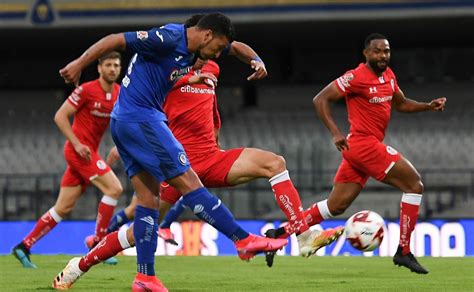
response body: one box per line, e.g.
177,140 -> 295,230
336,78 -> 346,92
68,96 -> 79,106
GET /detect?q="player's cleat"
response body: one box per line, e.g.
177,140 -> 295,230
393,246 -> 429,274
235,234 -> 287,261
158,228 -> 178,246
52,257 -> 84,290
84,234 -> 119,265
132,273 -> 168,292
298,226 -> 345,258
264,229 -> 279,267
12,242 -> 37,269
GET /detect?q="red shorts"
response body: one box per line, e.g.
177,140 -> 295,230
60,147 -> 111,191
334,135 -> 401,187
160,148 -> 244,204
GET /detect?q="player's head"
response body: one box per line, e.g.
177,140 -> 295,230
185,14 -> 205,28
193,13 -> 235,60
97,51 -> 121,84
363,33 -> 390,74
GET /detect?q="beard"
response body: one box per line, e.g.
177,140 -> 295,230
368,59 -> 388,74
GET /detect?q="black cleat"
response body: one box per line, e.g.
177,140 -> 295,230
393,246 -> 429,274
264,229 -> 278,268
12,242 -> 37,268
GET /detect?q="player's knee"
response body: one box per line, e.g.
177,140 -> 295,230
108,184 -> 123,199
329,202 -> 350,216
55,204 -> 74,217
267,154 -> 286,176
407,179 -> 424,194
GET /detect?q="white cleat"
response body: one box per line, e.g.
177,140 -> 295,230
52,257 -> 84,290
298,226 -> 345,258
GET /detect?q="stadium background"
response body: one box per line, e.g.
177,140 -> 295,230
0,0 -> 473,257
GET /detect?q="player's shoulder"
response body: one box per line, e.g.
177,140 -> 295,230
202,60 -> 220,77
157,23 -> 185,41
80,79 -> 100,91
385,66 -> 397,78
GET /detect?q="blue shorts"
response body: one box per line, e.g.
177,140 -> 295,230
110,119 -> 190,182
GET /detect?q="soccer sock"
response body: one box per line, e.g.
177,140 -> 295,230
22,207 -> 62,249
181,187 -> 248,242
269,170 -> 308,235
107,209 -> 130,233
159,197 -> 185,229
134,205 -> 158,276
79,228 -> 131,272
277,199 -> 333,239
96,196 -> 118,240
399,193 -> 422,255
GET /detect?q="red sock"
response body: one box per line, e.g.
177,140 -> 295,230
23,208 -> 62,249
95,196 -> 118,240
399,193 -> 422,255
79,230 -> 124,272
281,199 -> 332,238
270,171 -> 308,235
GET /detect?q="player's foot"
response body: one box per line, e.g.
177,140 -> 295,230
84,234 -> 119,265
264,228 -> 278,267
132,272 -> 168,292
52,257 -> 84,290
158,228 -> 178,246
12,242 -> 37,269
298,226 -> 345,258
235,234 -> 287,261
393,246 -> 429,274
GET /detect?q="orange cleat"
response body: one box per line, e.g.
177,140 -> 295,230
298,226 -> 345,257
132,273 -> 168,292
235,234 -> 288,261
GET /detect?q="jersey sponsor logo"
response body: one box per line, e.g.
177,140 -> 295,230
175,55 -> 183,62
96,160 -> 107,170
386,146 -> 398,155
90,110 -> 111,118
369,86 -> 377,94
136,31 -> 148,41
368,95 -> 392,103
155,31 -> 164,42
336,73 -> 354,92
180,85 -> 215,95
169,67 -> 192,82
178,152 -> 188,165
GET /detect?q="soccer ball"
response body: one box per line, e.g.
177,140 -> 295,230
345,210 -> 385,251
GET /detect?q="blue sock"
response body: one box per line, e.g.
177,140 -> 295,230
180,187 -> 248,242
159,197 -> 185,229
134,205 -> 158,276
107,209 -> 130,233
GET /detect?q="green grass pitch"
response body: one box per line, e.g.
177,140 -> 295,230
0,255 -> 473,291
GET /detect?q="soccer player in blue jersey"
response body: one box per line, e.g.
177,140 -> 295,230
55,13 -> 287,291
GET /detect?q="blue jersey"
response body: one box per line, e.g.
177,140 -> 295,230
111,24 -> 195,122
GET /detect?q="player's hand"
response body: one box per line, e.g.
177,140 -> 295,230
189,72 -> 218,88
59,59 -> 83,87
247,60 -> 267,81
429,97 -> 446,111
333,133 -> 349,152
74,143 -> 92,161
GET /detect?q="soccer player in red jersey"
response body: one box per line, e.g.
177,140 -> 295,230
266,33 -> 446,273
12,52 -> 124,268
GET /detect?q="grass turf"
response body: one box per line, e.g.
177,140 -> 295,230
0,255 -> 473,291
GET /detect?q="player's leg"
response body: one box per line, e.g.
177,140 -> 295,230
381,156 -> 428,274
87,170 -> 123,243
53,225 -> 134,290
157,187 -> 183,245
13,167 -> 83,268
108,193 -> 137,233
227,148 -> 310,236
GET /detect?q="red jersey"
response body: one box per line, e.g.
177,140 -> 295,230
334,63 -> 400,141
66,79 -> 120,152
163,60 -> 221,156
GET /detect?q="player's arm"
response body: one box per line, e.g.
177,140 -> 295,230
392,89 -> 446,113
227,41 -> 267,81
54,101 -> 91,161
60,34 -> 126,86
106,146 -> 121,166
313,83 -> 349,152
